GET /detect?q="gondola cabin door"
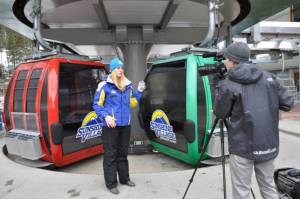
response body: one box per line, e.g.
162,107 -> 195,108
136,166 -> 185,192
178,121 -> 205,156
53,61 -> 106,166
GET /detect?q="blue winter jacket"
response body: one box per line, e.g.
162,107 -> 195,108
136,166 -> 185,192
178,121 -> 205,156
93,76 -> 142,127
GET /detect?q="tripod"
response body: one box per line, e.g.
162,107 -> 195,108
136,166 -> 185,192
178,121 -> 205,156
183,117 -> 228,199
182,118 -> 256,199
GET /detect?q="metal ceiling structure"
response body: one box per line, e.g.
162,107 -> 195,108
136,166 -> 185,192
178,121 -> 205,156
0,1 -> 299,57
0,0 -> 299,60
8,0 -> 225,53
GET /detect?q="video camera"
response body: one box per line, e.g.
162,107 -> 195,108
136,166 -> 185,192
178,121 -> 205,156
198,52 -> 227,79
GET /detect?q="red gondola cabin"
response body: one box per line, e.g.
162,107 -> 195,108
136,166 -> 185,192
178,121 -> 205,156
3,55 -> 107,167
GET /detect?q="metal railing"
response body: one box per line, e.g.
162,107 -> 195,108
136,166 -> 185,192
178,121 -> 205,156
277,76 -> 299,102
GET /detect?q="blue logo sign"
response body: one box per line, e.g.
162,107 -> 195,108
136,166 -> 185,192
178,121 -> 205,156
76,111 -> 102,143
150,110 -> 176,143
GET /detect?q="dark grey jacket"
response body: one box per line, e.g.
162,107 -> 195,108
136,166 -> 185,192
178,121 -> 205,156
213,62 -> 294,161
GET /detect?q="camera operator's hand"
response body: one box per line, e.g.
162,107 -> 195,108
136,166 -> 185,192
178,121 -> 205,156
137,80 -> 146,92
216,63 -> 227,80
216,72 -> 227,80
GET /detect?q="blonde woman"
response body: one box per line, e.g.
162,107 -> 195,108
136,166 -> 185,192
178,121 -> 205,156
93,57 -> 145,194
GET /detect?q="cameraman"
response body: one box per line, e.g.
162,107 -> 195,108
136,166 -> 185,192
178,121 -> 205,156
213,42 -> 294,199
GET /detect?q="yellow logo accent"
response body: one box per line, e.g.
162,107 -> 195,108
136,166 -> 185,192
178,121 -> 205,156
81,111 -> 97,126
151,109 -> 170,125
76,111 -> 102,143
150,109 -> 176,143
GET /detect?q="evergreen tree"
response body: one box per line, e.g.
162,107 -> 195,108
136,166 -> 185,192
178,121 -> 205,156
0,24 -> 32,70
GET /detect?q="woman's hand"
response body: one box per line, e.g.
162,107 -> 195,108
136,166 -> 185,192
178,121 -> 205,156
137,80 -> 146,92
105,116 -> 116,128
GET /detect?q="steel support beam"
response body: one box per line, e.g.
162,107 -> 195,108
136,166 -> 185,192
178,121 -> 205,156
115,25 -> 127,43
41,0 -> 81,9
42,28 -> 114,45
103,0 -> 169,1
248,24 -> 262,43
241,22 -> 300,43
189,0 -> 207,4
243,22 -> 300,35
42,27 -> 212,45
158,0 -> 180,30
93,0 -> 110,30
154,27 -> 211,44
143,25 -> 154,43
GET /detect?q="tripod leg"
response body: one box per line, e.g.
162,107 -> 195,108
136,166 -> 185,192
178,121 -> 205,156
223,119 -> 229,130
220,120 -> 227,199
182,118 -> 220,199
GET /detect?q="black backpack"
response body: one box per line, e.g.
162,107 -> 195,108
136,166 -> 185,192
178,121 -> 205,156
274,168 -> 300,199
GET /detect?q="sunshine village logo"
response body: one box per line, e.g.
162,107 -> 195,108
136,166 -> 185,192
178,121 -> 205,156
150,110 -> 176,143
76,111 -> 102,143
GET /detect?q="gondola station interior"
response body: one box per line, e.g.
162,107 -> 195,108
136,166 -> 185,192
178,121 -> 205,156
0,0 -> 300,198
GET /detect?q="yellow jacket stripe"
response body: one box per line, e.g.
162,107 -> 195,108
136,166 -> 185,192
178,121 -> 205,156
97,89 -> 106,106
130,91 -> 138,108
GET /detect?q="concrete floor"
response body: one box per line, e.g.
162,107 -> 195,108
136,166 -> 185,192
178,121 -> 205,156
54,130 -> 300,177
1,130 -> 300,199
55,152 -> 193,175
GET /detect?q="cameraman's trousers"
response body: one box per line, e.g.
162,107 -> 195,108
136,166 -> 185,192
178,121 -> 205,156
230,154 -> 279,199
102,126 -> 131,189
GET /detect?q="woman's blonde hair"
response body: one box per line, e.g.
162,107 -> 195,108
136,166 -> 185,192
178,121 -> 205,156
110,70 -> 125,91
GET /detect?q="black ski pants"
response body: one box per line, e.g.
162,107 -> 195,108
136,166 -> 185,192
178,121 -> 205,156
102,126 -> 131,189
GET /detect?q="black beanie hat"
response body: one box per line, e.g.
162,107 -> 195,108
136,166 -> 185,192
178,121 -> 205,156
224,42 -> 250,63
